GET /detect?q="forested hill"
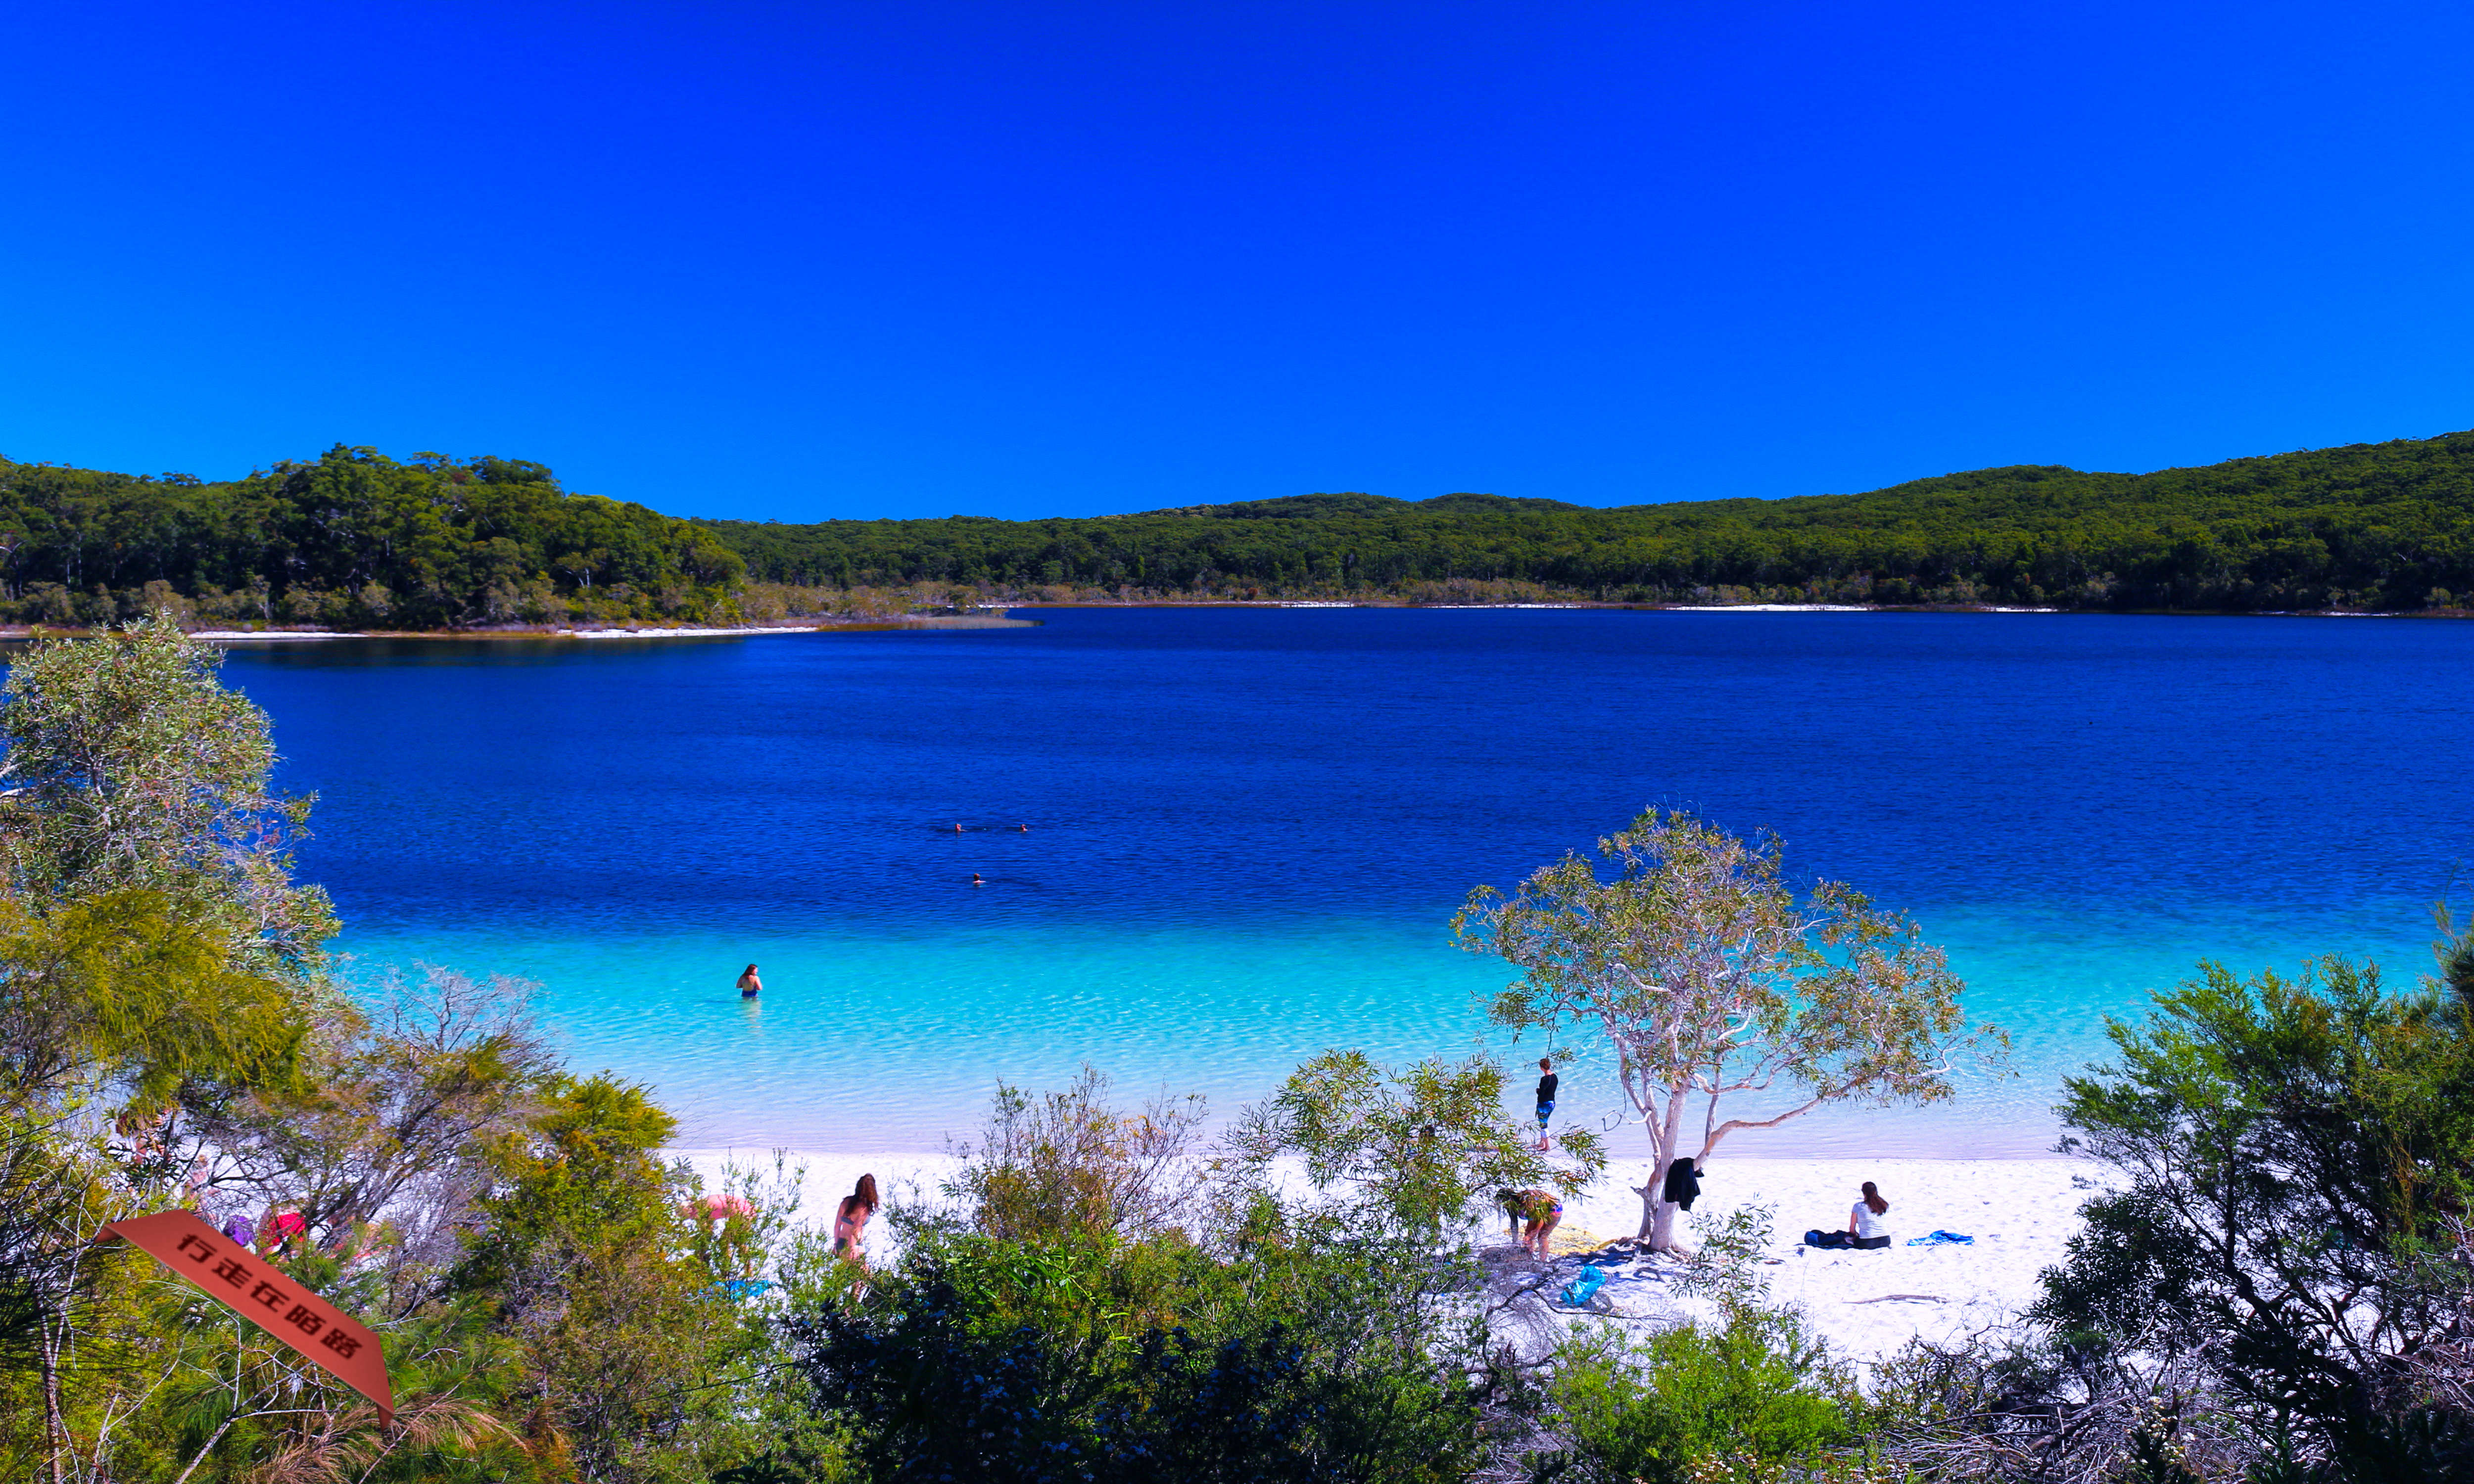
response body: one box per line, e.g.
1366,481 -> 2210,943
0,446 -> 744,627
9,431 -> 2474,627
698,428 -> 2474,611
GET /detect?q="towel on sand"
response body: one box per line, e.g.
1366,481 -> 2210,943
1559,1265 -> 1607,1307
1905,1230 -> 1973,1247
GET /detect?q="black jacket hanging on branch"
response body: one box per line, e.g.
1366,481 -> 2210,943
1661,1157 -> 1702,1210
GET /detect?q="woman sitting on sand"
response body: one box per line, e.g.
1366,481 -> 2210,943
1499,1187 -> 1563,1259
834,1174 -> 879,1271
1847,1180 -> 1892,1249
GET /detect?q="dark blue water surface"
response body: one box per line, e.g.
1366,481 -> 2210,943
218,609 -> 2474,1156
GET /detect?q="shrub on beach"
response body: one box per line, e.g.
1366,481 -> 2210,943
2031,953 -> 2474,1477
780,1226 -> 1486,1484
1543,1203 -> 1857,1484
1858,943 -> 2474,1484
1550,1306 -> 1854,1484
771,1067 -> 1513,1483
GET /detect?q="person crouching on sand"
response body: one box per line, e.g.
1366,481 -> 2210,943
1499,1187 -> 1563,1259
737,964 -> 761,998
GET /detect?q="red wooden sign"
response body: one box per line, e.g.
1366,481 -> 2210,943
98,1209 -> 394,1425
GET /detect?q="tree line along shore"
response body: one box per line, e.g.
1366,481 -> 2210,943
7,429 -> 2474,630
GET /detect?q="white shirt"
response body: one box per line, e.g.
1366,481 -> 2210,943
1852,1202 -> 1888,1240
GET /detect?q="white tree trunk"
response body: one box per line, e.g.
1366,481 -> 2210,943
1637,1086 -> 1690,1249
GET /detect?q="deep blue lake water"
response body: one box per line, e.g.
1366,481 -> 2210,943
218,608 -> 2473,1157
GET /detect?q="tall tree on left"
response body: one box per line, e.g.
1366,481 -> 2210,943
0,613 -> 336,976
0,616 -> 326,1484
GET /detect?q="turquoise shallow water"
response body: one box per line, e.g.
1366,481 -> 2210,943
219,609 -> 2473,1157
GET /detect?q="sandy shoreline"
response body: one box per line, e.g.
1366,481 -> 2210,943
674,1149 -> 2101,1363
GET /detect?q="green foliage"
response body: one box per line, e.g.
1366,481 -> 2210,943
30,427 -> 2474,623
0,621 -> 816,1484
2034,955 -> 2474,1469
456,1071 -> 681,1301
783,1069 -> 1505,1483
1551,1305 -> 1854,1484
786,1226 -> 1489,1484
696,427 -> 2474,610
1231,1048 -> 1605,1239
0,888 -> 305,1114
190,966 -> 561,1298
0,446 -> 743,629
445,1072 -> 782,1483
0,615 -> 335,968
942,1066 -> 1209,1246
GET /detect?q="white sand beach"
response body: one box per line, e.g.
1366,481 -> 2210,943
567,625 -> 797,638
674,1150 -> 2103,1365
1551,1157 -> 2106,1361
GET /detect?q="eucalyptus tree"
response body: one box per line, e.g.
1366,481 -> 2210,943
1455,811 -> 2000,1250
0,614 -> 335,974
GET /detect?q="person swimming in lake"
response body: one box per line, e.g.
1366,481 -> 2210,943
736,964 -> 761,998
834,1174 -> 879,1275
971,873 -> 985,886
1499,1187 -> 1563,1259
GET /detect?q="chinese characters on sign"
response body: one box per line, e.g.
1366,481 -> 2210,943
98,1208 -> 393,1424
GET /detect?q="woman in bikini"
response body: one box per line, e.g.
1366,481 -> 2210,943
1499,1187 -> 1563,1259
834,1173 -> 879,1274
736,964 -> 762,998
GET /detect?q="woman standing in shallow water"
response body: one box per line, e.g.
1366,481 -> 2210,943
736,964 -> 762,998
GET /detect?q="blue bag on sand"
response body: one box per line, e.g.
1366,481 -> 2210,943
1560,1265 -> 1607,1307
1905,1230 -> 1974,1247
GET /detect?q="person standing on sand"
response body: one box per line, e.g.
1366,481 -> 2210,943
737,964 -> 762,998
1533,1057 -> 1558,1151
835,1174 -> 879,1275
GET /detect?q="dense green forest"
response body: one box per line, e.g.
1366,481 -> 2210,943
12,429 -> 2474,626
0,446 -> 743,628
704,428 -> 2474,611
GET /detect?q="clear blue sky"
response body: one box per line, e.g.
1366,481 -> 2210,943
6,1 -> 2472,521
